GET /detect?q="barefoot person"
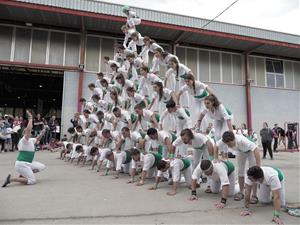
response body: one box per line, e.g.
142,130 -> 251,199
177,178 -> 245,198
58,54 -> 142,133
2,111 -> 46,187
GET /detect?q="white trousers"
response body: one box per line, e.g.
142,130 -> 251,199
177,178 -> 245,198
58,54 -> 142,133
257,181 -> 286,206
237,151 -> 256,177
210,171 -> 236,197
15,161 -> 46,185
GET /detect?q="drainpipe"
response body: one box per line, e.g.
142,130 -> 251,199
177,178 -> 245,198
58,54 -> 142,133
77,17 -> 86,112
244,53 -> 252,129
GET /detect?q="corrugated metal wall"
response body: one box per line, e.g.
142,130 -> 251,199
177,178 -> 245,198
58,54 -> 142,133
14,0 -> 300,45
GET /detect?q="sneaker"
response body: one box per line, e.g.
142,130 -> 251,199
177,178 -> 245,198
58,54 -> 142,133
2,174 -> 11,187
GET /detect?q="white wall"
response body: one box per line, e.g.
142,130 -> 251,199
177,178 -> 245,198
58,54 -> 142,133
208,83 -> 247,128
251,87 -> 300,141
61,71 -> 80,136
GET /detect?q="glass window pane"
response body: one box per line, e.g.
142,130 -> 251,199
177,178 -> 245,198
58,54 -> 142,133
276,75 -> 284,88
267,73 -> 275,87
273,61 -> 283,74
266,60 -> 274,72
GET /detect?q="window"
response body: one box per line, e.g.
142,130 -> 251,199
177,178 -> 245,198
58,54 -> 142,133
266,59 -> 284,88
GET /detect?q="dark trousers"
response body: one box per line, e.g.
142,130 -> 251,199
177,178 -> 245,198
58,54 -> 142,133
262,141 -> 273,159
11,133 -> 19,151
273,138 -> 278,151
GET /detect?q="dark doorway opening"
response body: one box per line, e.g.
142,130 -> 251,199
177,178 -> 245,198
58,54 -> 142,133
0,65 -> 63,118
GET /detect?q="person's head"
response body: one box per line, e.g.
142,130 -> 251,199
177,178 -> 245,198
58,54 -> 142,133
126,52 -> 135,63
154,48 -> 163,58
121,24 -> 129,34
100,78 -> 108,88
222,131 -> 236,148
96,110 -> 104,120
121,127 -> 131,138
80,98 -> 86,105
103,56 -> 110,64
184,74 -> 195,86
134,104 -> 143,115
76,125 -> 83,133
88,83 -> 95,91
105,151 -> 114,161
66,143 -> 73,151
263,122 -> 268,128
274,123 -> 278,128
153,81 -> 163,93
126,86 -> 135,97
248,128 -> 253,135
131,148 -> 141,161
97,72 -> 104,80
102,129 -> 111,139
180,129 -> 194,144
147,128 -> 158,140
143,36 -> 154,46
247,166 -> 264,183
200,160 -> 213,176
75,145 -> 83,153
157,160 -> 170,172
110,90 -> 118,100
115,74 -> 125,86
92,94 -> 100,103
67,127 -> 75,134
204,94 -> 220,110
241,123 -> 247,129
166,100 -> 176,113
131,32 -> 139,41
37,114 -> 41,119
90,146 -> 98,156
140,66 -> 149,76
208,122 -> 213,128
110,63 -> 118,71
83,109 -> 91,118
52,115 -> 56,120
112,107 -> 121,117
122,5 -> 130,15
168,57 -> 179,70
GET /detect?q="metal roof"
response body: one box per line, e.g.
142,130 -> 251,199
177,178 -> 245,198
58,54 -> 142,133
12,0 -> 300,45
0,0 -> 299,59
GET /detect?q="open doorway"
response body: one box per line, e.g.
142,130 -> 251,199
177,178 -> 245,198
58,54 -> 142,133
0,65 -> 64,149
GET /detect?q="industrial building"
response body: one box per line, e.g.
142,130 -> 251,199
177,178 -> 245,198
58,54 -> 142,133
0,0 -> 299,138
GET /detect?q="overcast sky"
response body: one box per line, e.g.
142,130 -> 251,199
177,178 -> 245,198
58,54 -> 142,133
100,0 -> 300,35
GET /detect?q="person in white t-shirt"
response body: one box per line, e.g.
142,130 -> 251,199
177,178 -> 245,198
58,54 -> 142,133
196,94 -> 233,141
149,158 -> 192,196
116,127 -> 143,151
2,111 -> 46,187
240,166 -> 285,225
130,148 -> 162,185
217,131 -> 261,202
122,6 -> 141,30
190,160 -> 236,209
133,104 -> 160,132
103,150 -> 132,178
138,66 -> 162,98
112,107 -> 133,131
88,83 -> 103,101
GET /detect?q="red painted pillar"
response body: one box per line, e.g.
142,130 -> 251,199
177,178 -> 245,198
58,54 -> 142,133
244,53 -> 252,129
77,18 -> 86,112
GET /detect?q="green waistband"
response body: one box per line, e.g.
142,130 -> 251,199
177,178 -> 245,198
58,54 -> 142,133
151,152 -> 162,168
124,150 -> 132,164
222,160 -> 235,176
181,159 -> 191,171
272,167 -> 284,182
17,150 -> 35,163
194,90 -> 209,100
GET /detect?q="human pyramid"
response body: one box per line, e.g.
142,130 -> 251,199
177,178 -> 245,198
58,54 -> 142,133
2,6 -> 286,225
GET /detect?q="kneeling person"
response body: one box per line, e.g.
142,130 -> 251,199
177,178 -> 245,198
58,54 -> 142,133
190,160 -> 235,209
104,150 -> 132,178
150,158 -> 192,196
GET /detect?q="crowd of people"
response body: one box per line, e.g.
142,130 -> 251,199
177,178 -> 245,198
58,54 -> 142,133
1,6 -> 293,225
0,114 -> 61,152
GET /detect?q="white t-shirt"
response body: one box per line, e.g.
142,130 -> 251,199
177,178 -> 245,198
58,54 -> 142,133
245,166 -> 282,191
180,81 -> 208,98
217,134 -> 257,154
18,137 -> 36,152
154,88 -> 173,103
157,159 -> 187,182
202,104 -> 232,121
131,153 -> 155,171
173,133 -> 208,151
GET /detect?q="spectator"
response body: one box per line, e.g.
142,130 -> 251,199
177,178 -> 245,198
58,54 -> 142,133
33,114 -> 44,137
292,129 -> 298,149
70,113 -> 80,128
11,116 -> 21,151
48,116 -> 57,140
248,128 -> 258,145
260,122 -> 274,160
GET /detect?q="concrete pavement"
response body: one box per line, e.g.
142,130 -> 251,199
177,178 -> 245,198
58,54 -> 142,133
0,150 -> 299,224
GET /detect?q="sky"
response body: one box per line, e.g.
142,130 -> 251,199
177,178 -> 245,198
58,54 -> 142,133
99,0 -> 300,35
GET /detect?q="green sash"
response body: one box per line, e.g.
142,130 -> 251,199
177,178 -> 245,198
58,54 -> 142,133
124,150 -> 132,164
151,152 -> 163,168
272,167 -> 284,182
130,113 -> 137,123
178,109 -> 190,120
222,160 -> 235,176
139,98 -> 151,108
158,145 -> 164,155
181,159 -> 191,171
171,132 -> 177,143
179,73 -> 188,79
17,151 -> 35,163
154,114 -> 160,123
194,90 -> 209,100
225,107 -> 232,116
